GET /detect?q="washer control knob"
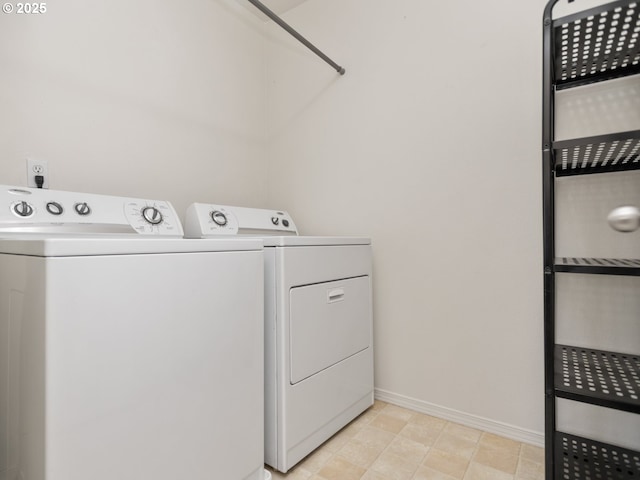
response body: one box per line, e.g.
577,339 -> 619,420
142,206 -> 163,225
282,219 -> 289,227
74,202 -> 91,216
13,201 -> 34,217
211,210 -> 228,226
46,202 -> 64,216
271,216 -> 280,226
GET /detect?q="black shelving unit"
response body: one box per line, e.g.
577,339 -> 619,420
543,1 -> 640,478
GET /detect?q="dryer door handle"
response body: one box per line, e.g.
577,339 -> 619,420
327,288 -> 345,303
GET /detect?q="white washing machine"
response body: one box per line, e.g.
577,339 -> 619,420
184,203 -> 374,473
0,185 -> 265,480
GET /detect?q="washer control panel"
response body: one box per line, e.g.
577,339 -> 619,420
0,185 -> 183,236
184,203 -> 297,238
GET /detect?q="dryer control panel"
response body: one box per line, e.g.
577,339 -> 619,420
184,203 -> 298,238
0,185 -> 183,236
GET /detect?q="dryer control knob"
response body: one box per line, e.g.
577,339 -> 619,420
74,202 -> 91,216
13,201 -> 34,217
211,210 -> 228,226
46,202 -> 64,216
142,206 -> 163,225
271,216 -> 280,226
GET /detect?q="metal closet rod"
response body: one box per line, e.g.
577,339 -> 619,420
247,0 -> 346,75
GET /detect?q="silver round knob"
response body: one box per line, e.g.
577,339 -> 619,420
46,202 -> 63,216
13,201 -> 34,217
271,217 -> 279,225
74,202 -> 91,216
211,210 -> 228,226
141,206 -> 163,225
607,206 -> 640,233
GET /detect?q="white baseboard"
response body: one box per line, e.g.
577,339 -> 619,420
374,388 -> 544,448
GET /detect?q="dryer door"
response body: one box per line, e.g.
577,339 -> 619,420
289,275 -> 371,384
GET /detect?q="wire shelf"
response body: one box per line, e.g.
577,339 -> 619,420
555,345 -> 640,413
554,131 -> 640,176
553,0 -> 640,88
556,432 -> 640,479
555,258 -> 640,276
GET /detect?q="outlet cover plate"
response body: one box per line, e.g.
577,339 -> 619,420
26,158 -> 49,188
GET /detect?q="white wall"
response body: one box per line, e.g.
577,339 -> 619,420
264,0 -> 546,440
0,0 -> 269,216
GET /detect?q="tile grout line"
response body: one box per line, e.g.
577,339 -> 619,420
470,431 -> 524,480
428,418 -> 450,479
360,409 -> 387,479
356,406 -> 406,480
354,404 -> 430,480
389,405 -> 439,480
349,405 -> 382,479
460,426 -> 480,480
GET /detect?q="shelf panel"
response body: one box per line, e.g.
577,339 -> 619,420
554,131 -> 640,176
555,345 -> 640,413
553,0 -> 640,89
555,258 -> 640,276
555,432 -> 640,479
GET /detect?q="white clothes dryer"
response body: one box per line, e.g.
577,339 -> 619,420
185,203 -> 374,473
0,185 -> 265,480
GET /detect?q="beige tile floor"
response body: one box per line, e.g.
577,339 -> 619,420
266,401 -> 545,480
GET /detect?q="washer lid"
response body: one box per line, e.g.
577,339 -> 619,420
0,237 -> 263,257
262,236 -> 370,247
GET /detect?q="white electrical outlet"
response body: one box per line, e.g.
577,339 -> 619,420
26,158 -> 49,188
